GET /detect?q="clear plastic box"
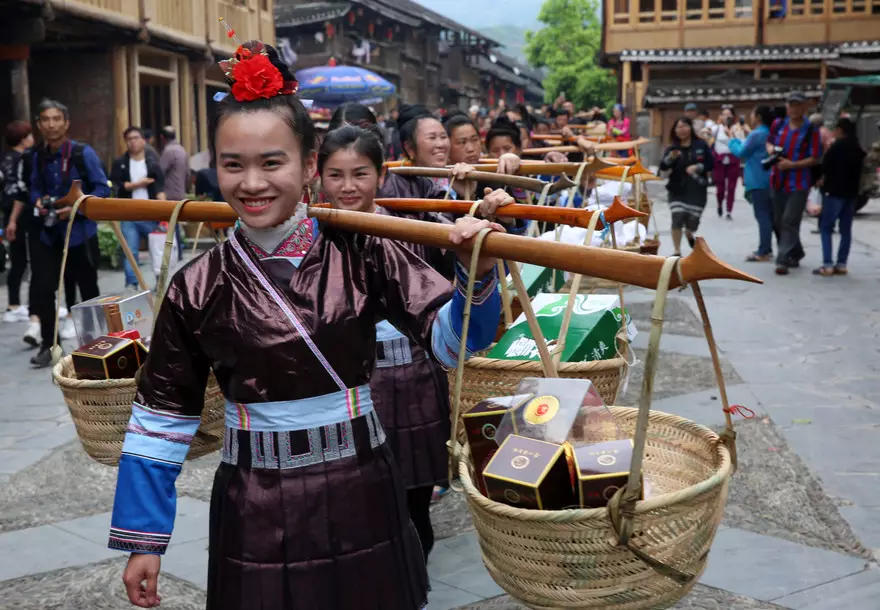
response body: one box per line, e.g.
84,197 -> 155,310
70,291 -> 153,348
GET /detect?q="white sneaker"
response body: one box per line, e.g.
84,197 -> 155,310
59,306 -> 69,318
60,317 -> 77,341
3,308 -> 29,323
23,321 -> 41,348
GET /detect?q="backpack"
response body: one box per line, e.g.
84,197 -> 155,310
33,141 -> 94,197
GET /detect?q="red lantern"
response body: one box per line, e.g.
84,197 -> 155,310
328,57 -> 337,67
348,12 -> 355,25
386,27 -> 393,41
488,86 -> 496,108
325,22 -> 335,38
368,22 -> 375,36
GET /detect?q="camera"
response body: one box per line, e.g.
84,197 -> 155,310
34,195 -> 59,228
761,146 -> 785,170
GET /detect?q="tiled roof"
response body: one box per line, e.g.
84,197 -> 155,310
489,49 -> 545,84
837,40 -> 880,56
644,75 -> 824,106
373,0 -> 500,45
619,44 -> 839,63
275,2 -> 353,27
473,55 -> 528,87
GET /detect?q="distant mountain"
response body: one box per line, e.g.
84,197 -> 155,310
413,0 -> 543,29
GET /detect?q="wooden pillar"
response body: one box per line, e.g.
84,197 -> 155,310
9,60 -> 30,122
127,47 -> 141,127
112,46 -> 129,156
754,64 -> 762,80
179,57 -> 194,153
819,60 -> 827,86
638,63 -> 650,112
621,61 -> 632,107
196,62 -> 208,153
170,57 -> 181,138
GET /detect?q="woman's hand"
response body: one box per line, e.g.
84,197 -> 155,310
123,553 -> 162,608
448,213 -> 506,279
476,187 -> 515,220
450,163 -> 475,181
450,162 -> 477,199
560,126 -> 574,139
576,137 -> 596,156
543,151 -> 568,163
496,153 -> 521,175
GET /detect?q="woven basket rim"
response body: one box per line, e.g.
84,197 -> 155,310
464,354 -> 628,372
52,355 -> 137,390
457,405 -> 732,521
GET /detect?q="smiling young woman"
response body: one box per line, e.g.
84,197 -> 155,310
108,41 -> 504,610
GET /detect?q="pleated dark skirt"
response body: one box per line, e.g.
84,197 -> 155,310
206,410 -> 429,610
370,338 -> 451,489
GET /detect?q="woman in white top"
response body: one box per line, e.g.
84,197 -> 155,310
708,106 -> 740,220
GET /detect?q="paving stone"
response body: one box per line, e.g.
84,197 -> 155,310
838,506 -> 880,550
429,532 -> 504,599
773,566 -> 880,609
8,404 -> 69,422
620,350 -> 742,404
0,524 -> 117,582
54,497 -> 210,547
0,557 -> 206,609
628,297 -> 706,338
632,331 -> 715,359
700,527 -> 869,601
0,449 -> 47,475
649,384 -> 761,428
780,423 -> 880,476
11,421 -> 76,450
162,539 -> 210,590
427,581 -> 483,610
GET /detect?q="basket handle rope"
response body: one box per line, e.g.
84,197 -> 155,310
550,162 -> 587,286
606,255 -> 698,585
107,222 -> 152,298
154,200 -> 191,309
50,194 -> 92,364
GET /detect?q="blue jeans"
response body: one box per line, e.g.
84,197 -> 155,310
819,195 -> 854,267
121,221 -> 159,287
749,188 -> 773,256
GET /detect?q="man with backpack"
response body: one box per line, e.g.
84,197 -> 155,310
28,99 -> 110,368
767,91 -> 822,276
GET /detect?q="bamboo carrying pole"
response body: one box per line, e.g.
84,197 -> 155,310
61,184 -> 762,290
372,196 -> 648,229
467,159 -> 616,175
387,167 -> 576,195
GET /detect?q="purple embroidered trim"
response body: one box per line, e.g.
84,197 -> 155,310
229,231 -> 346,391
126,424 -> 194,445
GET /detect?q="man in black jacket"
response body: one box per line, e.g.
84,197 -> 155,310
110,126 -> 165,291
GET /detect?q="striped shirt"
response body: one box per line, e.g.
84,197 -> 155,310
769,118 -> 822,193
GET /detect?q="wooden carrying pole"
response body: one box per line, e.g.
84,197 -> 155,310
373,196 -> 648,229
467,159 -> 616,175
387,167 -> 576,194
62,185 -> 762,290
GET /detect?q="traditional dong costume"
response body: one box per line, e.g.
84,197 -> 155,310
107,40 -> 502,610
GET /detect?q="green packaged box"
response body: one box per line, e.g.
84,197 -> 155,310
507,264 -> 566,299
488,294 -> 637,363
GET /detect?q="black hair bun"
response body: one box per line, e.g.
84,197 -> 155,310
491,115 -> 520,134
397,104 -> 433,129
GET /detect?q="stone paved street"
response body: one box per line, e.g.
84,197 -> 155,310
1,186 -> 879,609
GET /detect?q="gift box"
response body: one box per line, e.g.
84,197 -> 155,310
488,293 -> 637,363
71,292 -> 153,347
71,335 -> 141,380
483,435 -> 575,510
570,439 -> 641,508
507,264 -> 566,299
463,394 -> 531,494
134,336 -> 151,366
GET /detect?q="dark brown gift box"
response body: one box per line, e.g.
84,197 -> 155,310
463,394 -> 531,495
571,439 -> 642,508
135,337 -> 151,367
72,336 -> 141,380
483,435 -> 576,511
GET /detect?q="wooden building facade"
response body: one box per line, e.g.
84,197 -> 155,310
0,0 -> 275,164
600,0 -> 880,144
274,0 -> 545,110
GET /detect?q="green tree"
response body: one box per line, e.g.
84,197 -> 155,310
525,0 -> 617,109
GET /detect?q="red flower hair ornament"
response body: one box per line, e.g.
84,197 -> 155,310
218,37 -> 298,103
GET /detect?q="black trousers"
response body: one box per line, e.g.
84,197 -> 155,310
3,215 -> 31,307
30,234 -> 100,349
407,485 -> 435,560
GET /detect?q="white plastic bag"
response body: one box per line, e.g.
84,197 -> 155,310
148,231 -> 179,279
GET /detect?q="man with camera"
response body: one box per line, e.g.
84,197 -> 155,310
766,91 -> 822,276
28,99 -> 110,368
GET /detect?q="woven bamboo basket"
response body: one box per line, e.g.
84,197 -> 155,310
53,357 -> 226,466
448,248 -> 738,610
51,197 -> 226,466
458,408 -> 730,609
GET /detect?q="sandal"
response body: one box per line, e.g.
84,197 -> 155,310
746,253 -> 772,262
812,267 -> 834,277
833,266 -> 848,276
